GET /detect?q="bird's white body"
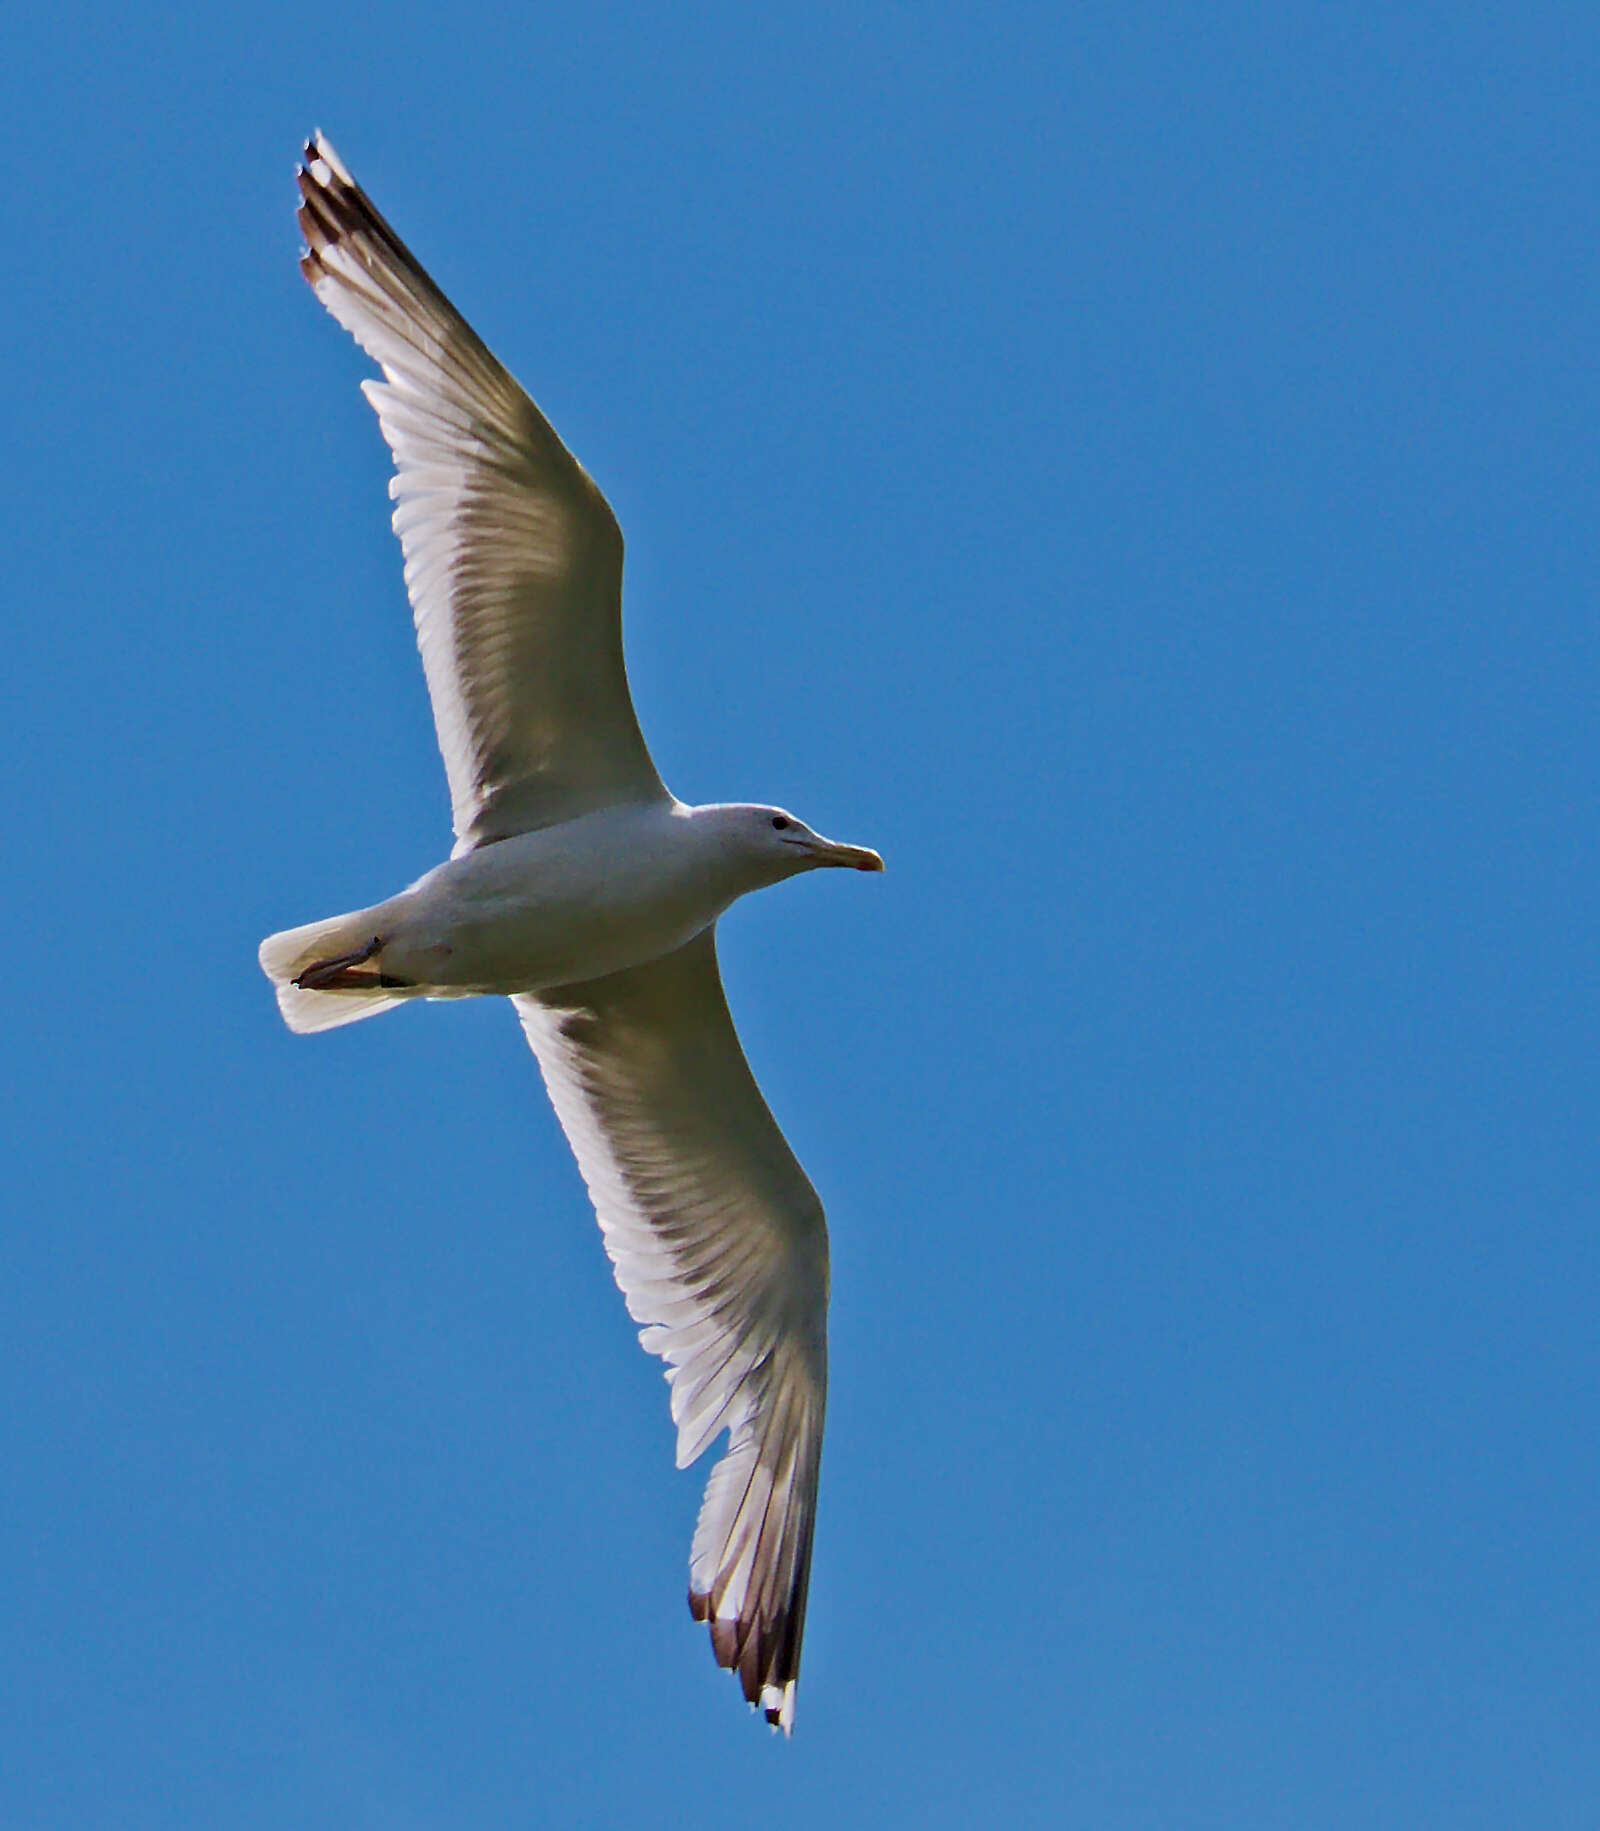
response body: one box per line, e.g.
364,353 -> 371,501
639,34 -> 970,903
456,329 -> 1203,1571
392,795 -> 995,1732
259,135 -> 878,1729
262,800 -> 870,1028
387,803 -> 734,993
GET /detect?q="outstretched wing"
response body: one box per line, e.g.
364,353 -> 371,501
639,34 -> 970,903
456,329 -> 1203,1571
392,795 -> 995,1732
297,135 -> 667,851
514,928 -> 829,1731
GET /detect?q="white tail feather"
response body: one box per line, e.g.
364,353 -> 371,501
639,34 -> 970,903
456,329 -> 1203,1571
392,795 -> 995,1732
258,910 -> 412,1034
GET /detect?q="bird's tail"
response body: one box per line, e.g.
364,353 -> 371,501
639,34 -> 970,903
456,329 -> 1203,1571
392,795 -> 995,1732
258,909 -> 415,1034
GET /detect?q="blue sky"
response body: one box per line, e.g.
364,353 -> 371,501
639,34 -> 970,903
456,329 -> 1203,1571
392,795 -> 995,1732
2,3 -> 1595,1825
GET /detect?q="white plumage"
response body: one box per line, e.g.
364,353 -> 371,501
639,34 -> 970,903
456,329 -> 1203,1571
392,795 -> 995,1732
260,134 -> 880,1730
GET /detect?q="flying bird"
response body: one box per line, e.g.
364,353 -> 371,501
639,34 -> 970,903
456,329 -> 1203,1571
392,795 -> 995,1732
259,135 -> 881,1732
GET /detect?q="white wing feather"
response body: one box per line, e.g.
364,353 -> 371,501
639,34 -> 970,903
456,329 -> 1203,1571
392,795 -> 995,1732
514,928 -> 828,1731
296,135 -> 666,850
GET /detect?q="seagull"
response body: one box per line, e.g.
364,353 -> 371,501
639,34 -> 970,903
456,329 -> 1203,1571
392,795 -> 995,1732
258,136 -> 880,1732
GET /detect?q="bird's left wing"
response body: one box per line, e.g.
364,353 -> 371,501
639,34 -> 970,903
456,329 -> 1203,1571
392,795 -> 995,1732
513,927 -> 829,1731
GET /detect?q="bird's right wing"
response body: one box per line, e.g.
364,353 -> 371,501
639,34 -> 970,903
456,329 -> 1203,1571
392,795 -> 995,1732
513,927 -> 829,1731
297,135 -> 667,851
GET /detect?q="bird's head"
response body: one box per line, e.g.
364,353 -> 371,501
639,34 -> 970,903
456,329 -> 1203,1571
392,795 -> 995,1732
693,803 -> 885,886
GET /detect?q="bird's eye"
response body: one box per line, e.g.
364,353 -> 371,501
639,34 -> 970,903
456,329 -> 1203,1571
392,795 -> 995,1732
771,815 -> 790,831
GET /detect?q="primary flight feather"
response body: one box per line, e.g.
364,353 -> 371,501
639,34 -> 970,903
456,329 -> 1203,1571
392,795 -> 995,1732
259,135 -> 880,1731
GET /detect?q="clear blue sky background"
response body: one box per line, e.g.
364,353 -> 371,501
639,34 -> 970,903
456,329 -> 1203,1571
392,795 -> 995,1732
2,4 -> 1594,1826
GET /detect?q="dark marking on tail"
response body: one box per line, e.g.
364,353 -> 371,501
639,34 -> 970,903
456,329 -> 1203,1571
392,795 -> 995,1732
292,936 -> 412,992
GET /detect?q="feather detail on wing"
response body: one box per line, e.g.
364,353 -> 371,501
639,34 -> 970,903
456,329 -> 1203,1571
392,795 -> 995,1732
514,928 -> 828,1731
296,135 -> 666,850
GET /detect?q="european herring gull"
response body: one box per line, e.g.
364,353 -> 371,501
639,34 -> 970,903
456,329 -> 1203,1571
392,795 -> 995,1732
258,135 -> 880,1732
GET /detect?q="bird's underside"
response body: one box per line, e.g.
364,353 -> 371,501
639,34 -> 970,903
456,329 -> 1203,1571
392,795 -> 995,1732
259,133 -> 852,1730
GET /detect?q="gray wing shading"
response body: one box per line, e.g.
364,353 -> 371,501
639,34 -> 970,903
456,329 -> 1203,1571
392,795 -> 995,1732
514,928 -> 828,1731
297,135 -> 667,851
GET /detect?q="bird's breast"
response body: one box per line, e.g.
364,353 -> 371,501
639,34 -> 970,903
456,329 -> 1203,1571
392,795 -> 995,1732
376,810 -> 735,994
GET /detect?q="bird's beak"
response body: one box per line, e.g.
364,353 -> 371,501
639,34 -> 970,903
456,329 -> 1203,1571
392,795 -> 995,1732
797,835 -> 885,872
